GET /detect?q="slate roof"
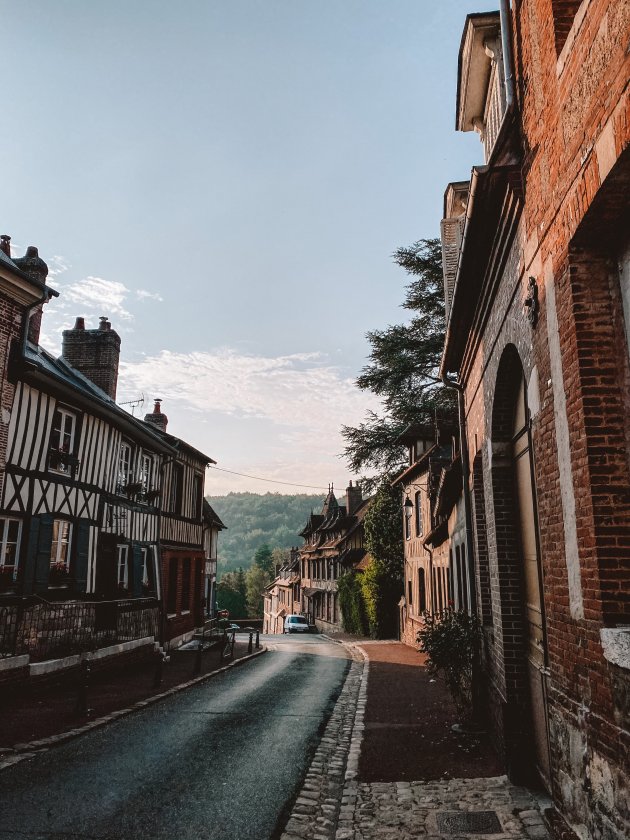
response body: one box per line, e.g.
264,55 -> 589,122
203,500 -> 227,530
21,342 -> 175,454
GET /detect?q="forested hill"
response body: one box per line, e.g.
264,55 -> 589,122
207,492 -> 324,573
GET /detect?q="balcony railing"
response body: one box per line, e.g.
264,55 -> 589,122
0,597 -> 160,662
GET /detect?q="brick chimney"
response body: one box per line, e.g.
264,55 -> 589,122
13,245 -> 49,345
345,480 -> 362,515
61,316 -> 121,400
144,398 -> 168,433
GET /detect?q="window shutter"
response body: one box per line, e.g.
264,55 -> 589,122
21,516 -> 41,596
96,532 -> 117,598
34,514 -> 55,593
74,521 -> 90,594
132,544 -> 144,598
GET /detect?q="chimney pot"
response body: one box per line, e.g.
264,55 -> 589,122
13,245 -> 48,284
0,235 -> 11,257
144,398 -> 168,433
74,317 -> 85,330
99,316 -> 108,331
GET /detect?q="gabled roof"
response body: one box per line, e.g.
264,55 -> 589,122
20,342 -> 175,454
203,500 -> 226,530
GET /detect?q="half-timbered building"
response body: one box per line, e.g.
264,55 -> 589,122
143,399 -> 216,645
298,482 -> 371,633
202,500 -> 226,618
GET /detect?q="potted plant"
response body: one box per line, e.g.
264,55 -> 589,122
417,608 -> 482,727
49,561 -> 70,586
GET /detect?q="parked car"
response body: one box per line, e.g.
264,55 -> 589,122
284,614 -> 310,634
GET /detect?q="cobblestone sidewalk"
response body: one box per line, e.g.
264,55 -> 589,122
280,642 -> 551,840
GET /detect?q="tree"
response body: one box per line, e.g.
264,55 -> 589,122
342,239 -> 455,486
216,571 -> 247,617
245,565 -> 271,618
253,544 -> 274,576
360,482 -> 405,638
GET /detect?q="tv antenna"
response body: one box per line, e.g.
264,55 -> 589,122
119,393 -> 145,416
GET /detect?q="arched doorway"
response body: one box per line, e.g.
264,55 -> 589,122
492,345 -> 550,788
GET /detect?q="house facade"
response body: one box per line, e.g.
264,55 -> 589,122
394,424 -> 467,647
439,4 -> 630,838
202,500 -> 226,619
0,241 -> 223,666
262,547 -> 300,634
298,482 -> 370,634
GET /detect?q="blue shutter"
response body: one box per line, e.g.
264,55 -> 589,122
34,514 -> 54,593
21,516 -> 41,596
74,521 -> 90,594
132,544 -> 144,598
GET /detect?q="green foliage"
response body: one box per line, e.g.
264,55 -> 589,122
360,559 -> 401,639
254,544 -> 274,576
245,564 -> 271,618
216,571 -> 247,618
417,609 -> 482,719
342,239 -> 456,485
207,492 -> 323,573
337,572 -> 368,635
357,482 -> 404,638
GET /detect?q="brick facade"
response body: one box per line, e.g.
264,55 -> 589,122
440,3 -> 630,837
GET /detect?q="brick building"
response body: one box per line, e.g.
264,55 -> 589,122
439,3 -> 630,838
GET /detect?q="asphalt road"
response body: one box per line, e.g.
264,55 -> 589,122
0,634 -> 350,840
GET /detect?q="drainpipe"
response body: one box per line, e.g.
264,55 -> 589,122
499,0 -> 515,110
440,373 -> 477,617
21,288 -> 53,355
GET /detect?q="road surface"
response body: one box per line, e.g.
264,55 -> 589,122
0,634 -> 349,840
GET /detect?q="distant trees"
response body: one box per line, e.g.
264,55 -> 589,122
216,570 -> 247,617
208,493 -> 322,573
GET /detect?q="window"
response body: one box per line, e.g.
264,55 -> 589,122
0,518 -> 22,588
171,463 -> 184,514
118,442 -> 132,492
50,520 -> 72,571
141,547 -> 149,588
117,545 -> 129,590
415,491 -> 422,537
193,474 -> 203,520
407,578 -> 413,607
140,453 -> 153,495
419,568 -> 426,613
49,408 -> 77,475
181,558 -> 191,612
404,508 -> 411,540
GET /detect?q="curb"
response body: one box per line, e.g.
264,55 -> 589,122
0,646 -> 267,772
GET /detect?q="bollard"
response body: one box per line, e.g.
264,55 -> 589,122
153,648 -> 164,688
229,631 -> 235,660
247,631 -> 253,654
76,659 -> 92,717
255,630 -> 260,649
193,641 -> 203,677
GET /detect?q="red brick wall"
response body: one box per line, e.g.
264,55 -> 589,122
161,549 -> 205,643
455,1 -> 630,834
0,291 -> 26,501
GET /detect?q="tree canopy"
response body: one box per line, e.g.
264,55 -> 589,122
341,239 -> 455,485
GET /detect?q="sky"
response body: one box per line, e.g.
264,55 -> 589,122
4,0 -> 496,496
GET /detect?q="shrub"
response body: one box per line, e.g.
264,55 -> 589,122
337,571 -> 368,635
416,609 -> 482,719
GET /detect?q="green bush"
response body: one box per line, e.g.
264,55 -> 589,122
416,609 -> 482,719
360,559 -> 400,639
337,571 -> 368,635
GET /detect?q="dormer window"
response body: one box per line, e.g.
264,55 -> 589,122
457,13 -> 506,162
48,407 -> 79,476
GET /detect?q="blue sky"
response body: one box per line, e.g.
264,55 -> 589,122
4,0 -> 496,494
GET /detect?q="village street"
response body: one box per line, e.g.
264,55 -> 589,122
0,636 -> 350,840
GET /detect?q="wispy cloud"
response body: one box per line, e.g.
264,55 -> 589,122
60,276 -> 133,320
136,289 -> 163,302
119,348 -> 376,435
47,255 -> 71,277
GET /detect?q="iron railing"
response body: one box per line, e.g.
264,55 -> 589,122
0,597 -> 160,662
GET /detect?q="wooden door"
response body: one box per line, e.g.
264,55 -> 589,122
512,376 -> 551,787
